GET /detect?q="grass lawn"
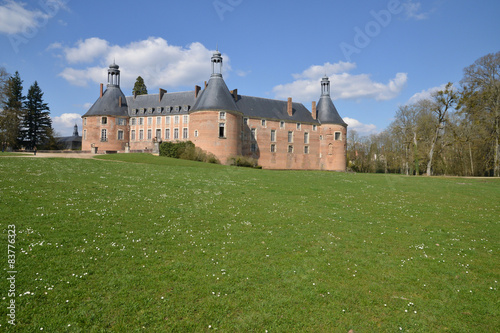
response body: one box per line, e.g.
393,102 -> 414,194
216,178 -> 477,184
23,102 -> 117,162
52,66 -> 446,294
0,154 -> 498,332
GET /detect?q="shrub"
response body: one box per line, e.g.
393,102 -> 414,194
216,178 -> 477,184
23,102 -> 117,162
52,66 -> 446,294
159,141 -> 220,164
227,155 -> 261,168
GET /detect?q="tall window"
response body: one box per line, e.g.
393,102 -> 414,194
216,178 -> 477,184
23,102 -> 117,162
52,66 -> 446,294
157,117 -> 161,125
288,145 -> 293,153
139,129 -> 144,140
147,129 -> 152,140
174,128 -> 179,139
219,123 -> 225,138
280,121 -> 285,129
251,128 -> 256,140
131,130 -> 136,141
101,129 -> 107,141
174,115 -> 179,124
313,125 -> 317,131
83,129 -> 86,140
118,130 -> 124,140
288,131 -> 293,143
83,117 -> 87,126
165,128 -> 170,140
297,123 -> 301,130
166,116 -> 170,125
261,119 -> 266,127
131,118 -> 136,126
156,129 -> 162,141
270,144 -> 276,153
147,117 -> 152,126
304,146 -> 309,154
304,132 -> 309,144
183,128 -> 188,139
271,129 -> 276,142
183,115 -> 189,123
101,117 -> 107,125
219,111 -> 226,120
139,117 -> 144,125
243,117 -> 248,125
251,143 -> 256,152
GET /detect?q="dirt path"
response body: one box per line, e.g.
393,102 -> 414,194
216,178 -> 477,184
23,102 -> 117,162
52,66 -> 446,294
4,152 -> 96,159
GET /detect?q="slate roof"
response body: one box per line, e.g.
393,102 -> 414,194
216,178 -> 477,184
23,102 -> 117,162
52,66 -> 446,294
126,91 -> 196,116
236,95 -> 318,124
316,95 -> 347,126
83,86 -> 129,117
191,74 -> 238,112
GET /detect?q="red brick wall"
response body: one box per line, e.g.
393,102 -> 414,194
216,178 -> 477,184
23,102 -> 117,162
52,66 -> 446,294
82,116 -> 129,152
319,124 -> 347,171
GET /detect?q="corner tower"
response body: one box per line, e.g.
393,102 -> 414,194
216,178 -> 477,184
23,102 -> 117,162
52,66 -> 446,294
82,62 -> 129,152
317,76 -> 347,171
190,50 -> 242,163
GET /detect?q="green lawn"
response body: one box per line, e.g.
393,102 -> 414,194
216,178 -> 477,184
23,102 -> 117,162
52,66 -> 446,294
1,154 -> 498,332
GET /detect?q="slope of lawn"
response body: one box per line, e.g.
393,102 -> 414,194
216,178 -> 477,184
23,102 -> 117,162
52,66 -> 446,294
0,154 -> 498,332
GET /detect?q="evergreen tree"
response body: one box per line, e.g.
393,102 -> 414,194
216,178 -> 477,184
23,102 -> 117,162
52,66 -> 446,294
21,81 -> 53,150
0,71 -> 24,149
132,76 -> 148,96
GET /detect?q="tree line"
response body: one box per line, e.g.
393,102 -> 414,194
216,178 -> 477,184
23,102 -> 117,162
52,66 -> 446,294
347,52 -> 499,177
0,69 -> 56,151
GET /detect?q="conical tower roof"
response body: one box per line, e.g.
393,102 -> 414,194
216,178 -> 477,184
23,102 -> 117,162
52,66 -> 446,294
83,85 -> 128,117
316,76 -> 347,126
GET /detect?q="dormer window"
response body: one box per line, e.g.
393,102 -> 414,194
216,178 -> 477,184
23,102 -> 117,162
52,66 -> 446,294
101,117 -> 107,125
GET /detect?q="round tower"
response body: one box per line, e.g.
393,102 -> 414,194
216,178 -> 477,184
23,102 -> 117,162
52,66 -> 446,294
189,50 -> 242,164
317,76 -> 347,171
82,62 -> 129,152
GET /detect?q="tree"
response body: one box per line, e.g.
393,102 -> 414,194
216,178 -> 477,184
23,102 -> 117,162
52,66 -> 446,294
20,81 -> 53,150
132,76 -> 148,96
460,52 -> 500,176
0,71 -> 24,149
426,82 -> 457,176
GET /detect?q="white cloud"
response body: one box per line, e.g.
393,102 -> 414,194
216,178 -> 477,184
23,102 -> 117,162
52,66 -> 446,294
273,62 -> 407,103
408,83 -> 448,104
0,0 -> 68,34
56,37 -> 226,90
344,117 -> 378,135
52,113 -> 82,136
402,1 -> 432,20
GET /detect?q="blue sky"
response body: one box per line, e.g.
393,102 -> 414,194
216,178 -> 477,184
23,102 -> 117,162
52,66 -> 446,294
1,0 -> 499,136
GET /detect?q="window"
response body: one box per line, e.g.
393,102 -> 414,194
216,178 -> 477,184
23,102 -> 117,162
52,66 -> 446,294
131,130 -> 136,140
251,143 -> 256,152
183,128 -> 188,139
165,128 -> 170,140
304,132 -> 309,144
131,118 -> 136,126
243,117 -> 248,125
147,129 -> 152,140
174,115 -> 179,124
297,123 -> 301,130
335,131 -> 342,141
304,146 -> 309,154
271,129 -> 276,142
117,118 -> 126,126
251,128 -> 256,140
194,130 -> 198,137
174,128 -> 179,139
156,129 -> 161,141
101,129 -> 107,141
313,125 -> 317,131
261,119 -> 266,127
118,130 -> 124,140
139,130 -> 144,140
157,117 -> 161,125
139,117 -> 144,125
166,116 -> 170,125
101,117 -> 107,125
183,115 -> 189,124
288,131 -> 293,143
288,145 -> 293,153
83,118 -> 87,126
270,144 -> 276,153
328,143 -> 333,155
83,129 -> 86,140
219,123 -> 225,138
280,121 -> 285,129
147,117 -> 152,126
219,111 -> 226,120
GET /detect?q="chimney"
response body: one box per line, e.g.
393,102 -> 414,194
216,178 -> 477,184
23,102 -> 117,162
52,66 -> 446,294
312,101 -> 317,120
204,80 -> 207,88
231,88 -> 238,102
133,90 -> 137,99
287,97 -> 293,116
159,88 -> 167,102
100,83 -> 103,98
119,96 -> 122,107
195,85 -> 201,98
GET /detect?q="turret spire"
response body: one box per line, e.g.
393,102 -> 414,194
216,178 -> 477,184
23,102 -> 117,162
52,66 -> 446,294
107,61 -> 120,87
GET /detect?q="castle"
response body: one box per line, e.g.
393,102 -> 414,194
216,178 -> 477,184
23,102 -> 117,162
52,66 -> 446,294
82,51 -> 347,171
